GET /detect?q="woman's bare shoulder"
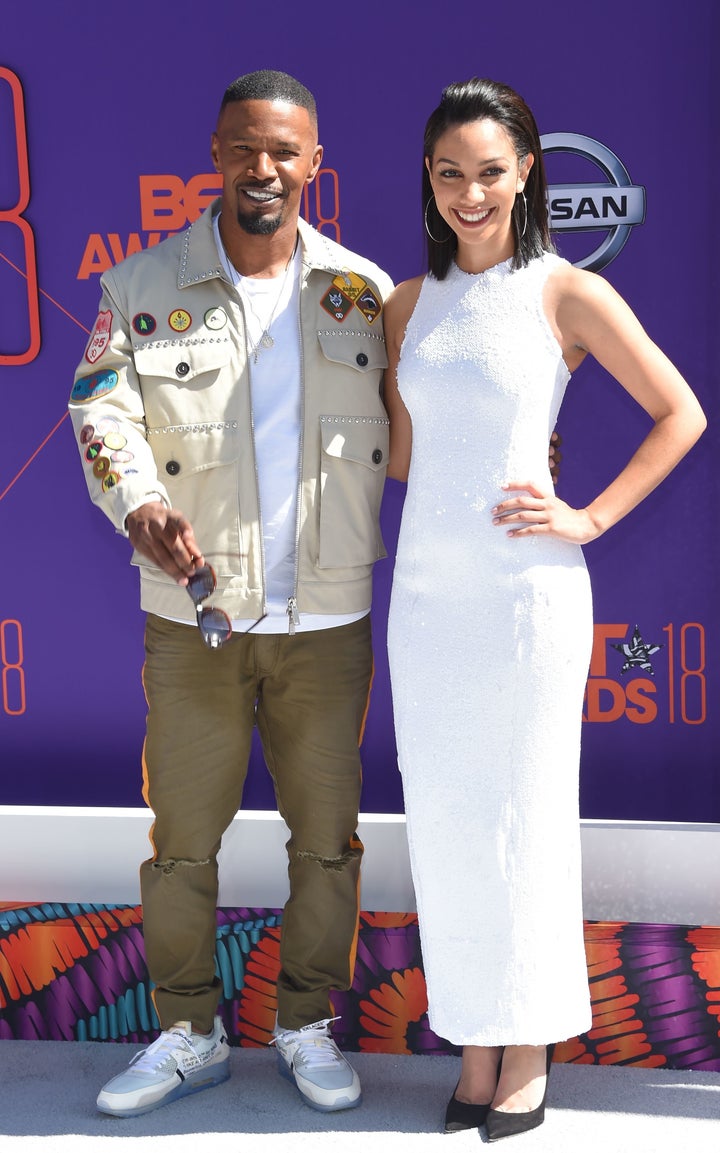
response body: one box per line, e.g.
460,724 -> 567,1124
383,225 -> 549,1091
385,275 -> 425,320
384,275 -> 425,348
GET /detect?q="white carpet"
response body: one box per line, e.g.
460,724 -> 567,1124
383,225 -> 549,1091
2,1040 -> 719,1152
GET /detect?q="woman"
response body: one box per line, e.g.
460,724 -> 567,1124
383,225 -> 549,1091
383,78 -> 705,1140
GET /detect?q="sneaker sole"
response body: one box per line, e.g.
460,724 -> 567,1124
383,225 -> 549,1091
97,1059 -> 230,1118
276,1053 -> 362,1113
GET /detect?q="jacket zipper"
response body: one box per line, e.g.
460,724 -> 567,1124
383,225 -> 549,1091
287,268 -> 306,637
239,295 -> 268,620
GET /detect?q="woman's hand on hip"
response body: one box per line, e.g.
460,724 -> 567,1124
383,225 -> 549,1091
491,481 -> 601,544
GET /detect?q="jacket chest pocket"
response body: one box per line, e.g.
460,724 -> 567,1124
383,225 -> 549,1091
134,339 -> 235,425
317,330 -> 388,375
318,415 -> 389,569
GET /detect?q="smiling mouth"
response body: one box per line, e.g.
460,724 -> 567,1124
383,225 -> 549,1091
454,207 -> 492,223
242,188 -> 283,204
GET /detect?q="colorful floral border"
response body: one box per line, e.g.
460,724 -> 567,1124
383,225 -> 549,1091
1,903 -> 719,1069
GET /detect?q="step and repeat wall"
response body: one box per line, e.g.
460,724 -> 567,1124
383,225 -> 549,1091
1,0 -> 718,823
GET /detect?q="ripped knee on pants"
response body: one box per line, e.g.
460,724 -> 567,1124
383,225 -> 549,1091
295,847 -> 361,872
152,856 -> 211,876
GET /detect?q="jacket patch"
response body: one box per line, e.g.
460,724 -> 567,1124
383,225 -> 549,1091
101,471 -> 121,492
71,369 -> 119,403
81,418 -> 134,473
92,455 -> 111,478
169,308 -> 192,332
132,312 -> 157,335
333,271 -> 367,300
84,441 -> 103,462
204,306 -> 227,330
84,310 -> 113,364
102,431 -> 126,451
356,287 -> 382,324
320,286 -> 354,322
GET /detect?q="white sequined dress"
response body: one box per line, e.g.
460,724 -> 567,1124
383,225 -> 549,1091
387,254 -> 593,1046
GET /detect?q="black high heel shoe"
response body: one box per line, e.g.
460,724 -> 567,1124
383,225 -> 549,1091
444,1049 -> 504,1134
485,1044 -> 555,1142
444,1084 -> 492,1133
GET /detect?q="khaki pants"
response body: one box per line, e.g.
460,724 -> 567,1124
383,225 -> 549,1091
139,613 -> 373,1034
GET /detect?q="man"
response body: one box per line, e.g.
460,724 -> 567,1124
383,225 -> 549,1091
69,70 -> 392,1119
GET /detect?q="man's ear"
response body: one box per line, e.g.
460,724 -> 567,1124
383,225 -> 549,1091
306,144 -> 324,184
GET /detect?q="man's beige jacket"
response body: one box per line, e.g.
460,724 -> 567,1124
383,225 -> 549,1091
69,202 -> 393,624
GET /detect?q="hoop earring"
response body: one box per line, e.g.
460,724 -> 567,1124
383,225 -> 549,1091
424,196 -> 452,244
516,192 -> 528,241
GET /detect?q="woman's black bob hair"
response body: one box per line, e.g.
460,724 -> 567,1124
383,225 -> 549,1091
422,77 -> 554,278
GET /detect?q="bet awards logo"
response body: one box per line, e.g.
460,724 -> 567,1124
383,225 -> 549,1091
540,132 -> 646,272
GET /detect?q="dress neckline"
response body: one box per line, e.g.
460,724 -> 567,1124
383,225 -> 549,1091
451,256 -> 514,280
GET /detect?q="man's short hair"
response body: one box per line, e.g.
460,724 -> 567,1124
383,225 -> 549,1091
220,70 -> 317,127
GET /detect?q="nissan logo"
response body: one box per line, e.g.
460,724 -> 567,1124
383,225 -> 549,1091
540,132 -> 646,272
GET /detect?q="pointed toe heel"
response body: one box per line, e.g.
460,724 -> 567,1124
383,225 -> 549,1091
485,1045 -> 555,1142
444,1086 -> 491,1133
485,1099 -> 546,1141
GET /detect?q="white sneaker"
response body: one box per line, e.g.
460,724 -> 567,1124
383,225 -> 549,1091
272,1017 -> 361,1112
96,1017 -> 230,1117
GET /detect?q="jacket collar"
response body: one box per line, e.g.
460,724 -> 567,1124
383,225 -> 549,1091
178,199 -> 354,289
176,200 -> 224,288
296,216 -> 353,279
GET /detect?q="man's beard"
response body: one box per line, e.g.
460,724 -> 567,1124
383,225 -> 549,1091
236,208 -> 283,235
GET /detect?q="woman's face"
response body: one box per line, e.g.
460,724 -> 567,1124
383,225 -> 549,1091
426,118 -> 533,271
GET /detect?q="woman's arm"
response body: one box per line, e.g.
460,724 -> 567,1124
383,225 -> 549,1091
493,266 -> 707,543
382,277 -> 423,482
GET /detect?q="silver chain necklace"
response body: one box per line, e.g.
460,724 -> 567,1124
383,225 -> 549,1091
237,241 -> 298,364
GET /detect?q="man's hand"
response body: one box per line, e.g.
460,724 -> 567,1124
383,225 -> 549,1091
549,431 -> 562,486
126,502 -> 204,583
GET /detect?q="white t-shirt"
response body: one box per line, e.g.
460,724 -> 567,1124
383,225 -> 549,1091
211,216 -> 367,635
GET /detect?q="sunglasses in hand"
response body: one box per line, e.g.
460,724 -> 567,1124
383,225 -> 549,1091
185,564 -> 232,649
185,564 -> 267,649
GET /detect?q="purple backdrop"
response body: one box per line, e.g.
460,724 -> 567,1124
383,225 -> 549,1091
1,0 -> 718,820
